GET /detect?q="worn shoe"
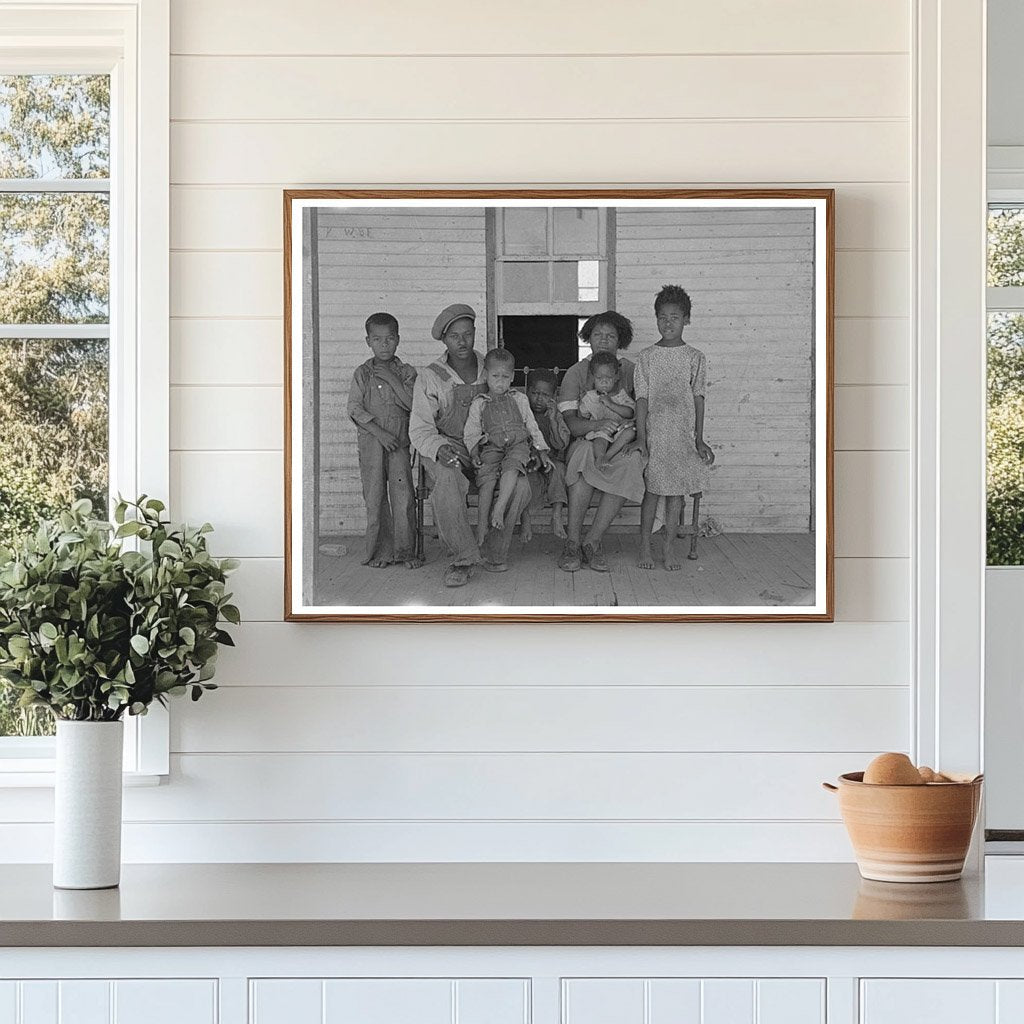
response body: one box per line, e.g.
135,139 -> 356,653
443,564 -> 472,588
483,560 -> 509,573
557,540 -> 582,572
582,541 -> 609,572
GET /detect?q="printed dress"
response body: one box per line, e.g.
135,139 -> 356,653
634,343 -> 710,497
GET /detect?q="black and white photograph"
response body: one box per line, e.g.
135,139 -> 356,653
285,191 -> 833,621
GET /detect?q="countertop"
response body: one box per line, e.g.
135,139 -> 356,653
4,861 -> 1024,947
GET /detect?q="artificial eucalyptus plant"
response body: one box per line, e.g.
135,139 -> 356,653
0,497 -> 239,722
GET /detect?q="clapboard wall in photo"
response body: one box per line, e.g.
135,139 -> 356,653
0,0 -> 914,863
314,206 -> 814,537
314,207 -> 487,538
617,206 -> 815,533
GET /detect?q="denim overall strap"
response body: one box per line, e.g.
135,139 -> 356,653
430,361 -> 486,456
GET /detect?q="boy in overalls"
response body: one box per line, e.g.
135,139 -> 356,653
347,312 -> 420,568
409,304 -> 534,587
523,368 -> 571,540
463,348 -> 553,545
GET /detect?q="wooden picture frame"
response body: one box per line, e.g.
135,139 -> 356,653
284,189 -> 834,622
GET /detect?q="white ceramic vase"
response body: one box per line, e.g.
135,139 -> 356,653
53,719 -> 124,889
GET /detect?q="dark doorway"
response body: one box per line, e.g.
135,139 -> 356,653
500,315 -> 579,387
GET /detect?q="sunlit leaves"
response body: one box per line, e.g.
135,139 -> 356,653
988,312 -> 1024,565
0,75 -> 109,180
0,499 -> 238,723
0,339 -> 108,548
989,208 -> 1024,288
987,208 -> 1024,564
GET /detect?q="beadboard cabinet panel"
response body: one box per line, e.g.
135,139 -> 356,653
860,980 -> 997,1024
248,978 -> 529,1024
562,978 -> 825,1024
0,981 -> 217,1024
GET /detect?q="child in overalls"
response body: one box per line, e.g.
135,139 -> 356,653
346,311 -> 421,568
410,303 -> 533,585
523,368 -> 571,540
463,348 -> 553,544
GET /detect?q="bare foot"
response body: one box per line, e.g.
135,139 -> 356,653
551,509 -> 566,539
366,558 -> 390,568
663,544 -> 682,571
402,557 -> 424,570
520,516 -> 533,545
490,508 -> 507,530
638,543 -> 655,570
476,526 -> 489,546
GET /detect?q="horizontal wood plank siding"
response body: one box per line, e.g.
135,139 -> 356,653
314,207 -> 486,535
0,0 -> 916,865
616,206 -> 814,531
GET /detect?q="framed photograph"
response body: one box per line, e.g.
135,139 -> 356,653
284,189 -> 833,622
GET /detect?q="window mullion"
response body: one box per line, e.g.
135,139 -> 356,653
0,324 -> 111,339
0,178 -> 109,193
987,286 -> 1024,312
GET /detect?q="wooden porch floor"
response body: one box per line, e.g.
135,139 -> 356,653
313,532 -> 816,609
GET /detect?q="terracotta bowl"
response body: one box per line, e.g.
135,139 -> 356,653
823,771 -> 983,883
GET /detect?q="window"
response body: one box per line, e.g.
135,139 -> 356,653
494,207 -> 609,315
0,3 -> 169,778
986,204 -> 1024,565
0,74 -> 111,739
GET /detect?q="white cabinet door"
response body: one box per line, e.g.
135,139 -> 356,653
249,978 -> 529,1024
0,980 -> 216,1024
861,980 -> 1024,1024
562,978 -> 825,1024
114,980 -> 217,1024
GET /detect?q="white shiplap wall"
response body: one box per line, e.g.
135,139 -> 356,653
0,0 -> 913,862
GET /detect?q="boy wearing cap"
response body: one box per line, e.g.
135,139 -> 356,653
347,312 -> 421,569
409,303 -> 533,587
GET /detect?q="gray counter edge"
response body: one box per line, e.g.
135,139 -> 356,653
3,919 -> 1023,948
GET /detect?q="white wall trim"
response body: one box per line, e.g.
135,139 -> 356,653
914,0 -> 987,779
0,0 -> 170,777
988,146 -> 1024,192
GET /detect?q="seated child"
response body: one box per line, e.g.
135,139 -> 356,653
523,368 -> 571,540
346,311 -> 421,569
578,349 -> 636,467
463,348 -> 553,544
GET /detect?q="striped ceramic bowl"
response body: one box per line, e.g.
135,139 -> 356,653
823,771 -> 983,883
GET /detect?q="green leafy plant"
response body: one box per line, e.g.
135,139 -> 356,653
0,496 -> 239,722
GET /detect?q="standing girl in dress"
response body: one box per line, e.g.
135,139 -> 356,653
635,285 -> 715,571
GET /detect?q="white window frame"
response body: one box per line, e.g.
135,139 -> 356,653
983,159 -> 1024,838
0,0 -> 169,785
914,0 -> 986,834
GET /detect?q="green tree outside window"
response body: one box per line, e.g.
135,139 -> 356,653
988,208 -> 1024,566
0,75 -> 110,736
